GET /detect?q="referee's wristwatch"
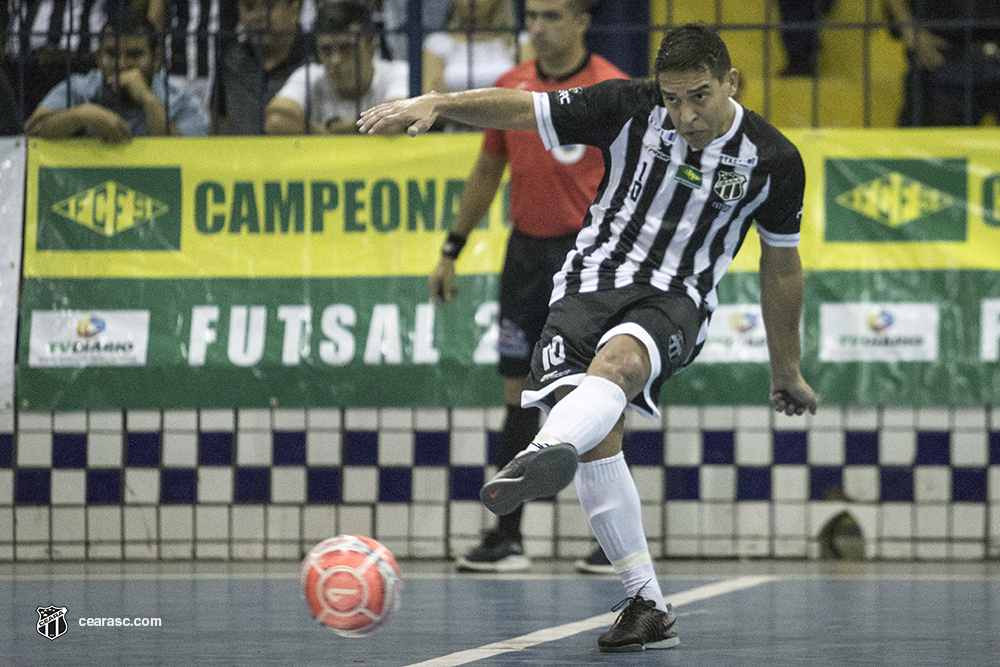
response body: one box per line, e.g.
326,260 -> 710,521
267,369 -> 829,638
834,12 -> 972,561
440,232 -> 467,260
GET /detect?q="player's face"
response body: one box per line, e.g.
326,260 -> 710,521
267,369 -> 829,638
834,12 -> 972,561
316,32 -> 375,98
658,66 -> 738,150
524,0 -> 588,63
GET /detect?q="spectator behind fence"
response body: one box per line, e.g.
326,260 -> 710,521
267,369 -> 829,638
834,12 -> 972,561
777,0 -> 835,77
422,0 -> 518,94
265,0 -> 407,134
211,0 -> 310,135
883,0 -> 1000,126
146,0 -> 234,110
2,0 -> 151,123
25,15 -> 209,141
371,0 -> 451,61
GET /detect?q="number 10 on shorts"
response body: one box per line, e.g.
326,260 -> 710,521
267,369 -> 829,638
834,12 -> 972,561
541,335 -> 566,370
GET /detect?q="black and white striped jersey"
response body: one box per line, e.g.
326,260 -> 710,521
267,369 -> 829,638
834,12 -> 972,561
531,78 -> 805,318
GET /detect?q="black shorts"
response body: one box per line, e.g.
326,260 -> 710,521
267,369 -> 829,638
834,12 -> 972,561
522,284 -> 706,419
497,228 -> 577,378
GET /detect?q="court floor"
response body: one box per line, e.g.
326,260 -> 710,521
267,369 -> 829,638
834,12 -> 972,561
2,559 -> 999,666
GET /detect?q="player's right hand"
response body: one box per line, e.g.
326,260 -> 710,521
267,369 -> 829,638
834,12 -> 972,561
358,94 -> 441,136
429,257 -> 458,304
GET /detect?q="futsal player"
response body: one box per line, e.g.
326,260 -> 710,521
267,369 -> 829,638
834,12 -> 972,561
429,0 -> 627,574
360,23 -> 818,652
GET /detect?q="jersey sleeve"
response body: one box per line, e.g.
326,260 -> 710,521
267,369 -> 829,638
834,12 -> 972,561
533,78 -> 634,151
753,141 -> 806,247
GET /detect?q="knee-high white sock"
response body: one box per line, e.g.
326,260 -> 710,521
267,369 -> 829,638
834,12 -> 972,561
529,375 -> 627,456
575,452 -> 666,611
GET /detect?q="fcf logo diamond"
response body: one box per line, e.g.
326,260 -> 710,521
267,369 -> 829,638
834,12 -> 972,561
834,172 -> 955,228
52,181 -> 169,237
824,158 -> 966,242
36,167 -> 182,251
36,606 -> 68,640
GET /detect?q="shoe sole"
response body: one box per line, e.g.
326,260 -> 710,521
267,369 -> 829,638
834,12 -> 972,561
599,636 -> 680,652
454,555 -> 531,572
480,443 -> 579,516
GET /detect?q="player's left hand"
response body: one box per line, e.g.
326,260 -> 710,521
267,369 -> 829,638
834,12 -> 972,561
358,94 -> 441,136
770,375 -> 818,416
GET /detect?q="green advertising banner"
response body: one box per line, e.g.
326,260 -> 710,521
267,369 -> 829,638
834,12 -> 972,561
17,131 -> 1000,410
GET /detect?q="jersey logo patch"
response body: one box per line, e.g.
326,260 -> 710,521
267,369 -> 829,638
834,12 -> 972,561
719,154 -> 759,168
674,164 -> 703,190
713,171 -> 747,201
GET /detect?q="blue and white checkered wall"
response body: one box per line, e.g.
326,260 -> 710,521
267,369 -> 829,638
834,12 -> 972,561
1,405 -> 998,561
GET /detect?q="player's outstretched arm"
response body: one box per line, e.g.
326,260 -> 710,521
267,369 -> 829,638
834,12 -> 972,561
358,88 -> 536,136
759,242 -> 818,416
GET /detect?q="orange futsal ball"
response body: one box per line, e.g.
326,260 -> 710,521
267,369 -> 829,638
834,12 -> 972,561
301,535 -> 403,637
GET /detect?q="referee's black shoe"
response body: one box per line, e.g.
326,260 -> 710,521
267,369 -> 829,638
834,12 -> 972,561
480,442 -> 578,516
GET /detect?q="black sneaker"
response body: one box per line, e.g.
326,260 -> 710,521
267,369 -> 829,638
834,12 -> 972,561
480,442 -> 578,516
575,544 -> 615,574
455,530 -> 530,572
598,596 -> 679,652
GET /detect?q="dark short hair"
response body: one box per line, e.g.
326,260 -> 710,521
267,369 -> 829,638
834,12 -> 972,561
653,22 -> 731,81
99,13 -> 160,52
315,0 -> 375,37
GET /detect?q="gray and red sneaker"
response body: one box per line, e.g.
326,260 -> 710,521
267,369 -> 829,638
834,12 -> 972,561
598,596 -> 679,652
479,442 -> 578,516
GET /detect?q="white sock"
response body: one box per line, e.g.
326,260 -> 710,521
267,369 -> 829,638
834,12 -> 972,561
525,375 -> 627,456
575,452 -> 666,611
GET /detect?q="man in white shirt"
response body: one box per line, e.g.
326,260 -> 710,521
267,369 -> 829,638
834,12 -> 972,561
265,0 -> 407,134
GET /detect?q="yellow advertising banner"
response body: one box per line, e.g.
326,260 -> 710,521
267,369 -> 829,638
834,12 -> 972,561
24,128 -> 1000,278
728,128 -> 1000,272
24,134 -> 511,278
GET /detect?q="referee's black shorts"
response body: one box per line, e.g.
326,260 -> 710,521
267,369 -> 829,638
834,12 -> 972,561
522,284 -> 706,419
497,228 -> 577,378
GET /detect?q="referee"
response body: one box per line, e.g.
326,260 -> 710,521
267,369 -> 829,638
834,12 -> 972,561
360,23 -> 818,652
